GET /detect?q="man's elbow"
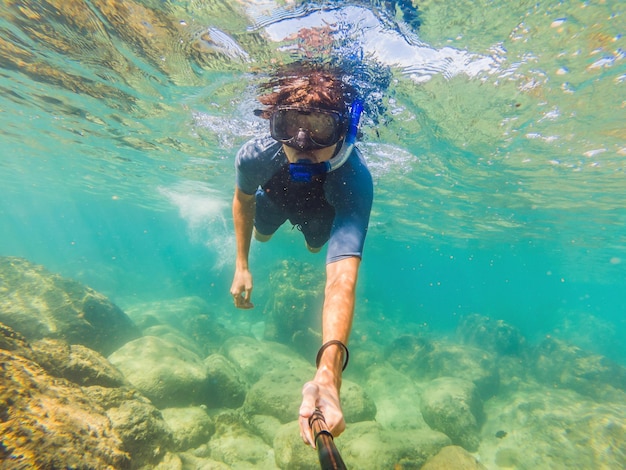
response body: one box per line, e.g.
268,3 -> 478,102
325,257 -> 360,294
234,188 -> 255,207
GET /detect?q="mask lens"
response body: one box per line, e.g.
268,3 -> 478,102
305,112 -> 337,143
270,108 -> 344,147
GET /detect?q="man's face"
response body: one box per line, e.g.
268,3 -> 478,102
270,106 -> 346,162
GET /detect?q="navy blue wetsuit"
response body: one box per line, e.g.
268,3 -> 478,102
235,135 -> 373,264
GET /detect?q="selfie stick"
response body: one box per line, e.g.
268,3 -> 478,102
309,409 -> 347,470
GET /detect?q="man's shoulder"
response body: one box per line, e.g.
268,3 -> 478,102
235,135 -> 283,193
237,135 -> 281,164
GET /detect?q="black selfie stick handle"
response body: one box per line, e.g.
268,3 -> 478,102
309,409 -> 347,470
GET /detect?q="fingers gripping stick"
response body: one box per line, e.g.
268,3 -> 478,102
308,409 -> 347,470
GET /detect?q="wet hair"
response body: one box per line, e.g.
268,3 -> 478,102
256,63 -> 356,119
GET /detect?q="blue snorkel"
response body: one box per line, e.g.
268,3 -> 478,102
289,99 -> 363,183
326,98 -> 363,172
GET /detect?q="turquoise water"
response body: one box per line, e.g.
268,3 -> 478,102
1,0 -> 625,467
2,0 -> 624,357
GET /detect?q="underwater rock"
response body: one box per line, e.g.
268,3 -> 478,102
105,395 -> 173,466
142,324 -> 205,357
221,335 -> 313,384
0,256 -> 139,355
479,385 -> 626,469
341,379 -> 377,423
0,323 -> 173,468
0,348 -> 130,468
181,311 -> 233,356
533,336 -> 626,401
554,311 -> 622,361
273,421 -> 320,469
421,377 -> 484,452
175,452 -> 231,469
208,410 -> 279,469
385,334 -> 433,368
81,383 -> 152,410
243,369 -> 311,423
31,338 -> 127,387
243,367 -> 373,426
263,260 -> 325,358
340,421 -> 451,469
365,363 -> 428,430
457,313 -> 527,356
421,445 -> 488,470
204,353 -> 248,408
124,296 -> 231,356
81,384 -> 174,466
348,338 -> 387,375
221,335 -> 271,383
152,452 -> 184,470
0,321 -> 35,358
108,335 -> 209,408
161,406 -> 215,451
386,335 -> 499,398
248,414 -> 283,446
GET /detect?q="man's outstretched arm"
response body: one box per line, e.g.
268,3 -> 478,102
299,256 -> 360,447
230,187 -> 255,309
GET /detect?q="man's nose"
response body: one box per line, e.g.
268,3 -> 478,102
294,128 -> 310,149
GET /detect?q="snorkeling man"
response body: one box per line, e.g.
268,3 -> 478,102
230,64 -> 373,447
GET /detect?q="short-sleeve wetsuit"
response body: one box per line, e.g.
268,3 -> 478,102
235,135 -> 373,264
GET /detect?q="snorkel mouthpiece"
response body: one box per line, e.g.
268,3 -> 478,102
289,159 -> 329,183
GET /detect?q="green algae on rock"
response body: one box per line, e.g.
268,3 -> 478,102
0,325 -> 130,469
108,335 -> 209,408
421,377 -> 484,452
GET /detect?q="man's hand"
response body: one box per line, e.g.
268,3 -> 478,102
298,378 -> 345,448
230,268 -> 254,309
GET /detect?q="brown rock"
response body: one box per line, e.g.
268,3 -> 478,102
82,385 -> 173,465
0,350 -> 130,469
32,338 -> 127,387
0,322 -> 34,358
421,445 -> 487,470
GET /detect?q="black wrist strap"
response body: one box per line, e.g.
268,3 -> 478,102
315,340 -> 349,371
